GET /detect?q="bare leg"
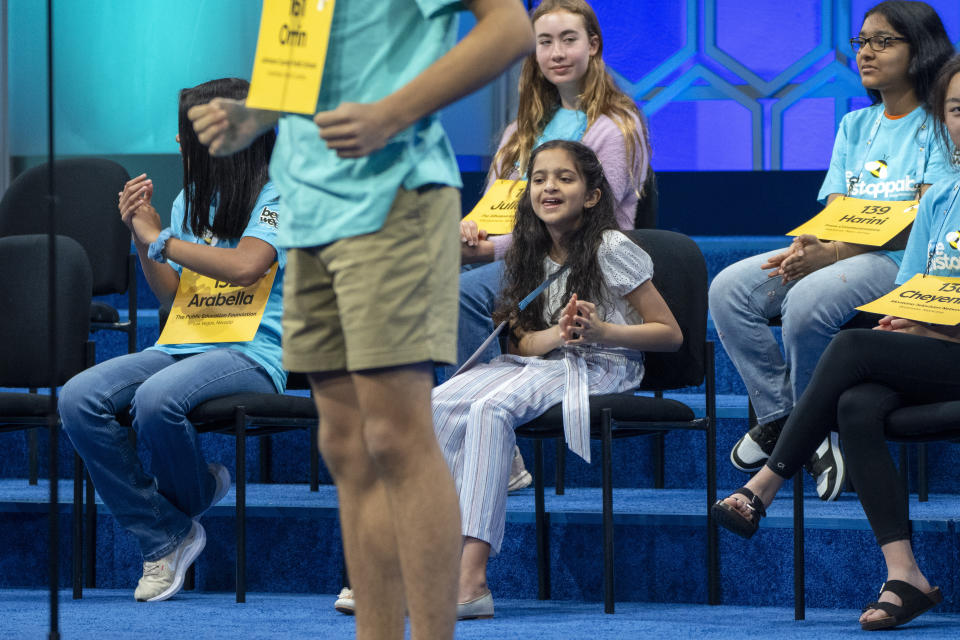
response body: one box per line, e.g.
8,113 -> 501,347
459,537 -> 491,602
311,372 -> 405,640
352,362 -> 461,640
859,541 -> 932,625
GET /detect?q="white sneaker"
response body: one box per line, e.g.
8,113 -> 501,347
334,587 -> 355,615
134,521 -> 207,602
507,446 -> 532,492
198,463 -> 231,518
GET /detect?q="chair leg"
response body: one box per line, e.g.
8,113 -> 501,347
601,408 -> 615,614
84,470 -> 96,588
258,436 -> 272,483
917,444 -> 928,503
72,453 -> 83,599
236,408 -> 247,603
554,437 -> 565,496
898,444 -> 909,495
310,422 -> 319,492
793,473 -> 805,621
533,440 -> 550,600
29,427 -> 40,485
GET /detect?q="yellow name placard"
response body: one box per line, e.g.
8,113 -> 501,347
461,179 -> 526,235
246,0 -> 336,114
786,197 -> 918,246
157,264 -> 279,345
857,274 -> 960,325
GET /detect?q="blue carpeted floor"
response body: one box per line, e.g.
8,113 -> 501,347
3,589 -> 960,640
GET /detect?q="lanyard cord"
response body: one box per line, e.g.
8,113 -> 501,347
848,112 -> 928,199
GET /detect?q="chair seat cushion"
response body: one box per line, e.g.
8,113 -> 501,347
0,392 -> 53,428
887,400 -> 960,442
90,301 -> 120,324
188,393 -> 318,427
517,393 -> 696,438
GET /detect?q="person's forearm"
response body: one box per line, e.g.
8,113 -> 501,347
379,0 -> 534,137
162,239 -> 274,287
599,322 -> 683,352
514,325 -> 563,357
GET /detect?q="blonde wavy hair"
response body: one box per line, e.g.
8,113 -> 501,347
491,0 -> 650,196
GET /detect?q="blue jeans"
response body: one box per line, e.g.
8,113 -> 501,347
436,261 -> 506,384
708,248 -> 898,425
60,348 -> 275,561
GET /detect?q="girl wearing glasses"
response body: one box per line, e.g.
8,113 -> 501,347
709,0 -> 954,500
713,52 -> 960,631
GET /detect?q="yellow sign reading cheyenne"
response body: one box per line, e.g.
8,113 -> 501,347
857,274 -> 960,325
157,264 -> 279,345
461,180 -> 526,235
787,197 -> 918,246
246,0 -> 336,114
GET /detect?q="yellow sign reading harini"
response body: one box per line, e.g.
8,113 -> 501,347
157,264 -> 279,345
787,197 -> 918,246
246,0 -> 337,114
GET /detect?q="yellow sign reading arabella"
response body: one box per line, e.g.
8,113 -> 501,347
246,0 -> 336,114
787,197 -> 918,246
157,264 -> 279,345
857,274 -> 960,325
462,179 -> 526,235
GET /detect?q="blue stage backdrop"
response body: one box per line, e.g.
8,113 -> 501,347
6,0 -> 960,170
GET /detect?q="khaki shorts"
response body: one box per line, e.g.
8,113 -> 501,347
282,185 -> 460,373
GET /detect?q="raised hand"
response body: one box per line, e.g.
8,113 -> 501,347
188,98 -> 277,156
118,174 -> 159,244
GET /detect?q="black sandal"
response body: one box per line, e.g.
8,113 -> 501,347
711,486 -> 766,539
861,579 -> 942,631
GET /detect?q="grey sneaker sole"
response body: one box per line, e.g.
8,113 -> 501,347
145,523 -> 207,602
198,463 -> 231,519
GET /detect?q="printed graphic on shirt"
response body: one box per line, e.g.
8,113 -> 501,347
845,157 -> 916,199
201,229 -> 219,246
926,231 -> 960,275
259,206 -> 279,229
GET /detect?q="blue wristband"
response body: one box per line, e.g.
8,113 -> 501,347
148,227 -> 174,263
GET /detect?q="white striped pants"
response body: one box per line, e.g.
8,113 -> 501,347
431,349 -> 643,554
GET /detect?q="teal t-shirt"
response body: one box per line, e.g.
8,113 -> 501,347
148,183 -> 287,392
818,104 -> 953,267
270,0 -> 465,248
535,108 -> 587,149
897,176 -> 960,283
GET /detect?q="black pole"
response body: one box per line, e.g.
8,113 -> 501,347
46,0 -> 60,638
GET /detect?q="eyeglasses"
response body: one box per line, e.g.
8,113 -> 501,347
849,36 -> 907,53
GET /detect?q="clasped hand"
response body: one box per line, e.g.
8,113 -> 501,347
118,174 -> 162,245
558,294 -> 605,345
761,234 -> 835,283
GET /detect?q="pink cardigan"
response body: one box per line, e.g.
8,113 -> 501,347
487,113 -> 649,260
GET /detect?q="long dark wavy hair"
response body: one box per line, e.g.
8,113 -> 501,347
493,140 -> 623,342
177,78 -> 276,240
929,53 -> 960,167
861,1 -> 954,107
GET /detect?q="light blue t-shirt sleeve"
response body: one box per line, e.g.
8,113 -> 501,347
818,114 -> 850,204
920,127 -> 953,187
241,184 -> 285,270
896,182 -> 940,284
416,0 -> 464,18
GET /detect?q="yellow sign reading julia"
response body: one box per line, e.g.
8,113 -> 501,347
857,274 -> 960,325
787,197 -> 918,246
461,179 -> 527,235
157,264 -> 279,345
246,0 -> 337,114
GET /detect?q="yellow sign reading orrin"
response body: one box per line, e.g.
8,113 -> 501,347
157,264 -> 279,345
786,197 -> 918,246
461,180 -> 527,235
246,0 -> 336,114
857,274 -> 960,325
